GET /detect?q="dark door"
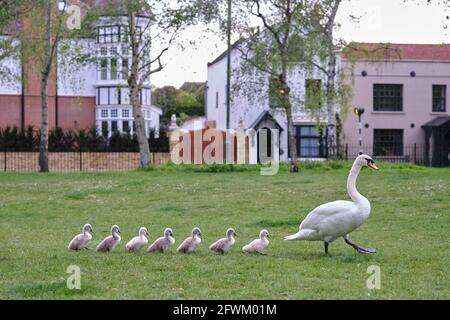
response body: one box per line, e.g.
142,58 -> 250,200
257,127 -> 272,163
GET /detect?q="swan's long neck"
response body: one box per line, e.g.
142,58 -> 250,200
347,163 -> 365,204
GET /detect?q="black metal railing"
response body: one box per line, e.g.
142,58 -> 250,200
342,143 -> 428,165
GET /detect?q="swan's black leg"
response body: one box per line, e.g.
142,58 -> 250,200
324,242 -> 329,255
344,235 -> 377,254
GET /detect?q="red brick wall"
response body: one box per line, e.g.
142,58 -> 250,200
58,96 -> 96,130
0,95 -> 22,128
0,94 -> 96,130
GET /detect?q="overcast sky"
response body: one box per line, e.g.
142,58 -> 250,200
151,0 -> 450,88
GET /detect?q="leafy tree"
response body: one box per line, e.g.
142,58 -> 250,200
0,0 -> 93,171
220,0 -> 314,172
153,85 -> 204,126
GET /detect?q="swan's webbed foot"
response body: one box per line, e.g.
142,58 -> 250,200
344,235 -> 377,254
324,242 -> 329,255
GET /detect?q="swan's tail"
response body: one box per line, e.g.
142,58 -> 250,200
284,231 -> 302,241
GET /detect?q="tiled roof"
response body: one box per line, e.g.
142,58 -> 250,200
343,42 -> 450,61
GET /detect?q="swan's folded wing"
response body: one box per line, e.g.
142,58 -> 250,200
177,237 -> 194,252
300,200 -> 356,230
147,237 -> 167,252
96,236 -> 115,252
209,238 -> 227,251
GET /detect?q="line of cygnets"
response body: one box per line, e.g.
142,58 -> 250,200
68,224 -> 270,255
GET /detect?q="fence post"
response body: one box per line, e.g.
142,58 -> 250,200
345,144 -> 348,161
3,150 -> 6,172
79,148 -> 82,172
413,143 -> 417,164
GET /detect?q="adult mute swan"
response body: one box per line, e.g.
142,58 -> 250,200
284,154 -> 379,254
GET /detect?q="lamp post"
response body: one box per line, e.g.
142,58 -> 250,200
354,107 -> 365,155
225,0 -> 232,163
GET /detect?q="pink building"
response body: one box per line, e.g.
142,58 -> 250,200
343,43 -> 450,166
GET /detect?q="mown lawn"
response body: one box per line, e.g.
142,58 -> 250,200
0,162 -> 449,299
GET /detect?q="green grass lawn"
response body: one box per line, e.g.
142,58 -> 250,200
0,162 -> 449,299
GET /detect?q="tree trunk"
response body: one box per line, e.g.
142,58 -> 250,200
325,0 -> 341,160
39,1 -> 52,172
39,74 -> 49,172
128,11 -> 151,168
280,71 -> 299,172
326,64 -> 337,160
285,105 -> 299,172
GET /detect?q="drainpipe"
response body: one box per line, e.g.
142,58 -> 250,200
20,48 -> 25,130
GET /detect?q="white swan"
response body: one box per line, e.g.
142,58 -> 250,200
126,227 -> 149,252
284,154 -> 379,254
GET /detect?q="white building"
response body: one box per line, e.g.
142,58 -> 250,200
0,0 -> 162,137
205,43 -> 328,163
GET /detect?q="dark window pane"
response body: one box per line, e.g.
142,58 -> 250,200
296,125 -> 326,158
432,85 -> 446,112
101,121 -> 108,137
373,84 -> 403,111
373,129 -> 403,156
122,121 -> 130,132
111,121 -> 117,132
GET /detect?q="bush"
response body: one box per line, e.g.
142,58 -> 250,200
0,126 -> 165,153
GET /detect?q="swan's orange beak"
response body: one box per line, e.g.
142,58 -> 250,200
368,162 -> 379,170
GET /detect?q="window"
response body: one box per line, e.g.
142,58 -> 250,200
215,92 -> 219,108
373,84 -> 403,111
373,129 -> 403,156
97,26 -> 120,43
122,46 -> 129,56
111,121 -> 118,132
296,125 -> 326,158
101,121 -> 108,137
121,58 -> 129,80
101,109 -> 108,118
432,85 -> 446,112
110,58 -> 117,80
100,47 -> 107,55
121,88 -> 130,104
122,109 -> 130,118
100,59 -> 108,80
111,109 -> 118,118
305,79 -> 322,110
98,88 -> 109,105
110,47 -> 118,56
122,121 -> 130,132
